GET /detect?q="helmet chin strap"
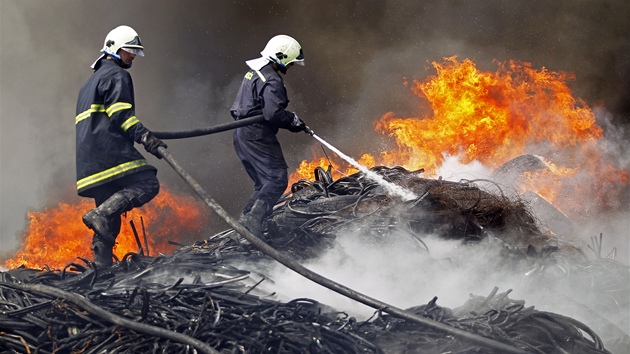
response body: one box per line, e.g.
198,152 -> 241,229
103,49 -> 121,60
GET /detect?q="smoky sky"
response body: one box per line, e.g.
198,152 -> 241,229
1,0 -> 629,257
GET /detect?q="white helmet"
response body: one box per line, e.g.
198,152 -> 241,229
91,25 -> 144,68
260,35 -> 304,67
101,25 -> 144,58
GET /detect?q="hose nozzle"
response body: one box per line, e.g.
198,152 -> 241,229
304,125 -> 314,136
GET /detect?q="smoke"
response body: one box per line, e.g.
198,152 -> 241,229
1,1 -> 629,259
256,228 -> 628,352
264,233 -> 509,316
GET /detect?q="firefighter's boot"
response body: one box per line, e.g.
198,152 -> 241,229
238,199 -> 268,238
91,234 -> 114,269
82,192 -> 131,245
234,213 -> 252,245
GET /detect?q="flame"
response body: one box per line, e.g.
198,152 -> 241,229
292,156 -> 367,182
292,56 -> 628,218
3,188 -> 210,270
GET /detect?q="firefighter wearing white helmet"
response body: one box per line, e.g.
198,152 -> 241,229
77,25 -> 166,268
231,34 -> 309,240
90,25 -> 145,69
260,34 -> 305,72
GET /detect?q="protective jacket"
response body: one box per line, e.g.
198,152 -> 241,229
231,62 -> 296,213
230,63 -> 302,168
75,59 -> 156,197
231,63 -> 297,132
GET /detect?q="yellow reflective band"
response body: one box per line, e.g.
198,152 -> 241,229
245,72 -> 254,80
106,102 -> 133,117
77,159 -> 148,190
75,104 -> 105,124
121,116 -> 139,131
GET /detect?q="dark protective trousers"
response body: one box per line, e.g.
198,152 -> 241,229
90,171 -> 160,242
233,126 -> 288,215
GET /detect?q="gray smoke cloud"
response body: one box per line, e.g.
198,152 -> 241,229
1,1 -> 629,261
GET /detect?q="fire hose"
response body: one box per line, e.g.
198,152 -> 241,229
156,144 -> 530,354
152,115 -> 265,140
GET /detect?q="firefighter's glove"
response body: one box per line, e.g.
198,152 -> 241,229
288,113 -> 307,133
141,132 -> 167,158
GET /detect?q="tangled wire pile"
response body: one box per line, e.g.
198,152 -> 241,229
0,228 -> 615,354
268,165 -> 555,260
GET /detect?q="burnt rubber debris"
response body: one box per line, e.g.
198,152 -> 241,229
2,162 -> 628,353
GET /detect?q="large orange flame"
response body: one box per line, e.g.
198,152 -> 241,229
3,188 -> 210,270
291,57 -> 628,218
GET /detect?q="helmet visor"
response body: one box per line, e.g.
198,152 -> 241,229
121,47 -> 144,57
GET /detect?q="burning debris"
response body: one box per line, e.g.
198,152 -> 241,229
267,164 -> 557,260
1,164 -> 627,353
4,190 -> 212,271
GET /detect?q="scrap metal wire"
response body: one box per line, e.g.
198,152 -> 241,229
356,287 -> 611,354
0,247 -> 381,354
0,239 -> 613,354
269,166 -> 552,260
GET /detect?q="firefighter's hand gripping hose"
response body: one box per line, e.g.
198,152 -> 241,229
155,146 -> 529,354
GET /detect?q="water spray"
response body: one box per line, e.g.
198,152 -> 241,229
304,127 -> 418,201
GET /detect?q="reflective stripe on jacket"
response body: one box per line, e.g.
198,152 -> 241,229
75,59 -> 155,197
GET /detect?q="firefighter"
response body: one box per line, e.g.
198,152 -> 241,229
231,34 -> 308,237
76,25 -> 167,268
